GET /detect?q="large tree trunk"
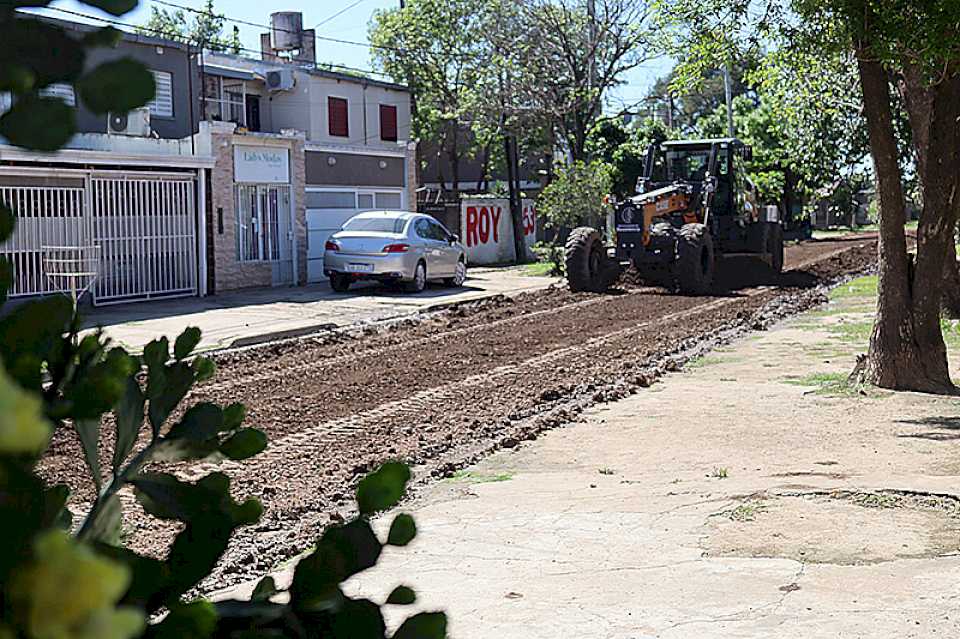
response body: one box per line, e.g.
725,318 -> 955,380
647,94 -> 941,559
899,63 -> 960,318
856,52 -> 955,393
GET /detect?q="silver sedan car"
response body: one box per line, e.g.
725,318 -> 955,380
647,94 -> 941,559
323,211 -> 467,293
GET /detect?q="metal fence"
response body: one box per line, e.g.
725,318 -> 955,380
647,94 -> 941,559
0,170 -> 199,305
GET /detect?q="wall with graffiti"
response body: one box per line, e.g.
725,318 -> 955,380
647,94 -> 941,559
459,198 -> 536,265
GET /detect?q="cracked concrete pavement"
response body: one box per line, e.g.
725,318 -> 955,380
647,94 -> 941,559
227,276 -> 960,637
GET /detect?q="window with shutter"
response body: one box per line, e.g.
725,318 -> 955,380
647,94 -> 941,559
147,70 -> 173,117
39,83 -> 76,106
379,104 -> 397,141
328,97 -> 349,137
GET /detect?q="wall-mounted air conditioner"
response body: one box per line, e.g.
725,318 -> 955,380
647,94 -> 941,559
107,107 -> 151,136
266,69 -> 296,92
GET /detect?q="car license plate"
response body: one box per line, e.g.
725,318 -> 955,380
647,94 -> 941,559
345,263 -> 373,273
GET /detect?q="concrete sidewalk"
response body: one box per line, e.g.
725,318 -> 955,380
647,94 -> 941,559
84,266 -> 558,353
226,276 -> 960,637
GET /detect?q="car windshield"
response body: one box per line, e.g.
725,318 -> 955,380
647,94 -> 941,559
665,150 -> 711,182
342,216 -> 407,233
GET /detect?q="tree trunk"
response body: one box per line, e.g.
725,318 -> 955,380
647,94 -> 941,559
856,52 -> 954,393
899,63 -> 960,318
449,123 -> 460,199
477,144 -> 490,192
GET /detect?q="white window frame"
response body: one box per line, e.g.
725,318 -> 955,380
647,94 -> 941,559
304,186 -> 405,212
147,70 -> 174,118
237,184 -> 291,263
203,76 -> 247,127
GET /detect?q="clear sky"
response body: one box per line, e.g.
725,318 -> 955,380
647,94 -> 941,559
35,0 -> 672,113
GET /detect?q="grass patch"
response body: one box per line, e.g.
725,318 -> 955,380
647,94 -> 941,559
685,355 -> 727,370
827,320 -> 873,345
524,261 -> 556,277
724,501 -> 768,522
782,372 -> 887,398
710,467 -> 729,479
829,275 -> 878,301
447,471 -> 513,484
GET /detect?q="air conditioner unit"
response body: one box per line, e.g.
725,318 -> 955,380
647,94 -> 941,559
265,69 -> 296,92
107,107 -> 151,136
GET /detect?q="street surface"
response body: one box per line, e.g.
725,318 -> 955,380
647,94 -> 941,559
43,237 -> 878,598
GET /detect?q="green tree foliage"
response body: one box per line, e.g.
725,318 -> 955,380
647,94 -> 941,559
0,5 -> 448,636
370,0 -> 492,195
139,0 -> 241,53
586,116 -> 673,198
536,160 -> 613,230
655,0 -> 960,393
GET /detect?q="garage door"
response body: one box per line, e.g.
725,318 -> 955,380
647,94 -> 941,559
306,189 -> 403,282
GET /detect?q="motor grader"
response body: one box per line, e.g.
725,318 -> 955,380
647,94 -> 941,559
565,137 -> 784,294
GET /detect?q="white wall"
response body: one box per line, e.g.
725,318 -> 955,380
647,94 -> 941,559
307,76 -> 411,149
460,198 -> 537,265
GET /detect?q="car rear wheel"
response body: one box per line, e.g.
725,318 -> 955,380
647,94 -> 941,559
330,273 -> 351,293
444,258 -> 467,287
405,261 -> 427,293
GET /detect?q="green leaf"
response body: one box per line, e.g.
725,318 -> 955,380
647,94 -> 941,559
386,585 -> 417,605
148,362 -> 195,436
387,513 -> 417,546
150,600 -> 217,639
143,337 -> 170,368
166,403 -> 224,441
162,516 -> 233,607
251,576 -> 278,602
79,0 -> 139,16
0,18 -> 85,90
222,402 -> 246,431
0,295 -> 72,391
41,483 -> 71,529
85,493 -> 123,546
329,597 -> 386,639
131,471 -> 260,526
75,418 -> 102,489
174,326 -> 201,360
356,462 -> 411,515
0,95 -> 75,152
392,612 -> 447,639
113,376 -> 145,472
77,58 -> 155,114
291,520 -> 382,611
219,428 -> 267,461
0,202 -> 14,244
193,356 -> 216,382
93,542 -> 168,613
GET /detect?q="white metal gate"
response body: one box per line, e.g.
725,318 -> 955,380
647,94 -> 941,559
0,180 -> 91,298
237,184 -> 294,286
0,170 -> 199,305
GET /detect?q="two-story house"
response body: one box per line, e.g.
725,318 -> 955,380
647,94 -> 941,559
199,25 -> 414,286
0,15 -> 213,306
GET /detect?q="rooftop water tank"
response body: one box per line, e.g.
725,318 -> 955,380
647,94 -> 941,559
270,11 -> 303,51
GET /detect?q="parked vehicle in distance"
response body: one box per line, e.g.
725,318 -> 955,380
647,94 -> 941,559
324,210 -> 467,293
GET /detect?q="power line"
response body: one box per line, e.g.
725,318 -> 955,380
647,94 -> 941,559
39,6 -> 396,80
315,0 -> 367,29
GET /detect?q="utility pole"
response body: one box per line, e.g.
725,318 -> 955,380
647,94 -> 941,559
666,93 -> 674,130
722,61 -> 735,138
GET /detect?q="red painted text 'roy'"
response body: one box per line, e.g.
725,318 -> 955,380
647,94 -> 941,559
465,205 -> 502,247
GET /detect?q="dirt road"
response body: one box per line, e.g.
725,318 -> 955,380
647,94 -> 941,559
40,236 -> 877,592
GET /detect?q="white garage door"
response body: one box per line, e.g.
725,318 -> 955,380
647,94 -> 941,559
306,188 -> 404,282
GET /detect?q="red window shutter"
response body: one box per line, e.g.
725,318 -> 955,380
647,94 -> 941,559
379,104 -> 398,142
328,97 -> 348,137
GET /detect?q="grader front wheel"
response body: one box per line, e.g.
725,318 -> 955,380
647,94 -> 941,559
565,227 -> 619,292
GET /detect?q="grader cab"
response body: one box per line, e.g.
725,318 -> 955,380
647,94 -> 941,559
565,138 -> 784,294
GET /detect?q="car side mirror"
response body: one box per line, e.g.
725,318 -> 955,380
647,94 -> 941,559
450,234 -> 459,243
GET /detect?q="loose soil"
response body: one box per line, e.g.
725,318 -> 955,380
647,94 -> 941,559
38,237 -> 878,592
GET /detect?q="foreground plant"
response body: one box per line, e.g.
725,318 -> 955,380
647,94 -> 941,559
0,294 -> 445,638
